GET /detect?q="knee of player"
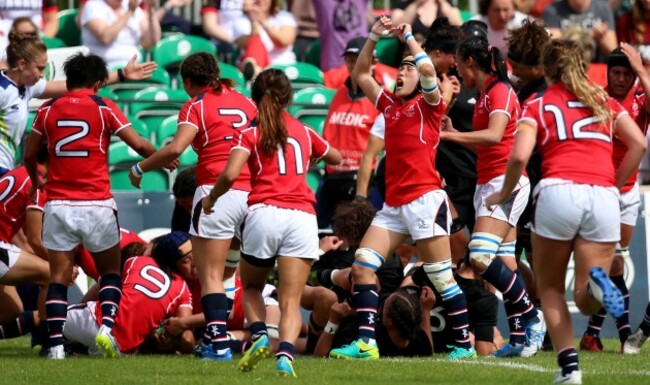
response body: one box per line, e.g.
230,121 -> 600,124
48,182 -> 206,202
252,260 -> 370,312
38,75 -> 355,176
468,232 -> 502,272
352,247 -> 385,279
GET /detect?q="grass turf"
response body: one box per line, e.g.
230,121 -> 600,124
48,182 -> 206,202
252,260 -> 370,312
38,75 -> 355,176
1,337 -> 648,385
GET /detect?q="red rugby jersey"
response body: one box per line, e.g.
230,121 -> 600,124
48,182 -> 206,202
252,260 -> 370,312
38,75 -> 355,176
0,165 -> 45,243
233,112 -> 330,214
520,83 -> 626,187
472,76 -> 521,184
32,89 -> 129,201
179,85 -> 257,189
375,89 -> 445,207
94,256 -> 192,353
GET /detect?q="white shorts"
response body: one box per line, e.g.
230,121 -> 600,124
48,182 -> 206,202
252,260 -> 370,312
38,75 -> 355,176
0,241 -> 20,280
63,301 -> 102,355
532,178 -> 620,242
190,186 -> 249,240
241,204 -> 319,261
372,190 -> 450,241
42,199 -> 120,253
474,175 -> 530,226
620,183 -> 641,226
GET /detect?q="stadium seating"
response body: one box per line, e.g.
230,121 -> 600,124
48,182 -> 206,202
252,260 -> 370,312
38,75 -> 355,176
288,87 -> 336,135
268,63 -> 324,91
460,10 -> 476,22
55,9 -> 81,47
156,114 -> 179,147
179,147 -> 198,167
108,142 -> 169,191
42,36 -> 66,49
106,66 -> 171,108
307,168 -> 323,193
375,37 -> 401,68
152,35 -> 217,73
175,62 -> 246,89
130,88 -> 188,134
305,40 -> 321,68
124,115 -> 151,142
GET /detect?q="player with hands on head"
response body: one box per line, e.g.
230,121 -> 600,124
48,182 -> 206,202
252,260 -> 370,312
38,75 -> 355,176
128,52 -> 257,361
23,53 -> 161,360
202,68 -> 341,377
329,17 -> 475,361
484,39 -> 647,384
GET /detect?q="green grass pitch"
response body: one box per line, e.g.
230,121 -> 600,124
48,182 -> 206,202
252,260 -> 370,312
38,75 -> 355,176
1,337 -> 649,385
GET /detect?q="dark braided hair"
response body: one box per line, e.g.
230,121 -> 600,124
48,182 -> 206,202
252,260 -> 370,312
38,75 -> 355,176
456,36 -> 509,84
251,68 -> 293,157
385,288 -> 422,341
180,52 -> 235,94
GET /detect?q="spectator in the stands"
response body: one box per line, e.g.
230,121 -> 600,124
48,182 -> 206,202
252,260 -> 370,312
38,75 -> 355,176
81,0 -> 162,68
288,0 -> 319,62
542,0 -> 617,62
0,0 -> 58,40
155,0 -> 193,35
318,37 -> 381,228
391,0 -> 462,41
0,17 -> 38,66
472,0 -> 529,56
201,0 -> 244,63
616,0 -> 650,63
312,0 -> 371,73
233,0 -> 297,80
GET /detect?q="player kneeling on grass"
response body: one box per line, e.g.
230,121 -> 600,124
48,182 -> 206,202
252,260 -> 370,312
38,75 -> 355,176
62,231 -> 194,356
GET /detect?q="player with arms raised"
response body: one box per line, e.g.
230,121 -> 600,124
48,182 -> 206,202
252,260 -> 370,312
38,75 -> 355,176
329,17 -> 475,360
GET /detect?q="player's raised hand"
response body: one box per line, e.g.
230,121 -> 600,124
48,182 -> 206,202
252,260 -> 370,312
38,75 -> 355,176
393,23 -> 412,42
371,15 -> 393,38
620,42 -> 645,76
123,55 -> 157,81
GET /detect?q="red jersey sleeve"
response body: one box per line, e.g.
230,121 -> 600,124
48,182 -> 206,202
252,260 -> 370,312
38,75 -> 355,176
307,127 -> 330,159
519,98 -> 542,129
178,284 -> 193,312
609,97 -> 629,124
178,100 -> 200,131
487,82 -> 518,120
102,98 -> 131,134
232,126 -> 256,154
201,0 -> 219,14
31,102 -> 51,136
375,89 -> 397,114
26,188 -> 46,212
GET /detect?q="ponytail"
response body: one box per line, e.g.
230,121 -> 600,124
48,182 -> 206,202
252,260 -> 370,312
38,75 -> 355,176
251,69 -> 292,156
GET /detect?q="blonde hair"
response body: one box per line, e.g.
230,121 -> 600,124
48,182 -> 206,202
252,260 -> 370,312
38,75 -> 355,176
541,39 -> 610,123
561,26 -> 596,65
